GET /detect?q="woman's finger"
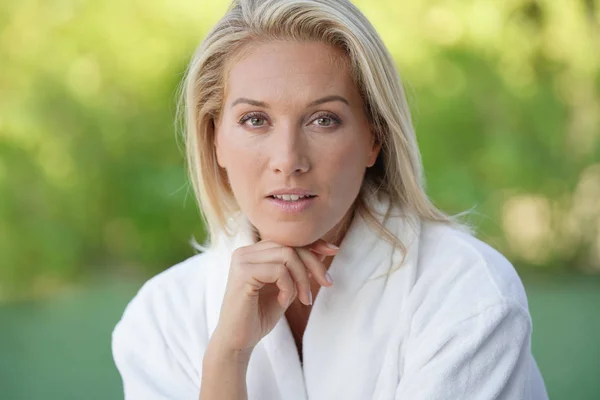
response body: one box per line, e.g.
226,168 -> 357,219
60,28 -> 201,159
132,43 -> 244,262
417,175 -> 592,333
239,262 -> 298,309
296,247 -> 334,287
236,240 -> 286,256
243,246 -> 313,306
308,250 -> 327,262
305,239 -> 339,257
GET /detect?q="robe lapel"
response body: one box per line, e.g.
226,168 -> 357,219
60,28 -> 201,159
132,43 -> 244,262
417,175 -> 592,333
302,196 -> 422,399
260,316 -> 308,400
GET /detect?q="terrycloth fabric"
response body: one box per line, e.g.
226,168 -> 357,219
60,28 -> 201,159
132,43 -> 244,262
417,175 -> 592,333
112,193 -> 549,399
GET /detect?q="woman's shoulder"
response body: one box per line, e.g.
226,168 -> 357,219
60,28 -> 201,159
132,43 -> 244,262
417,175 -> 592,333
408,219 -> 531,328
111,249 -> 226,391
110,250 -> 224,396
112,248 -> 224,348
126,250 -> 218,310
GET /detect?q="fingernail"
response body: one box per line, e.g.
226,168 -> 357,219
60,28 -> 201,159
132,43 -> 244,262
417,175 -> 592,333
327,243 -> 339,249
308,290 -> 313,305
325,272 -> 334,285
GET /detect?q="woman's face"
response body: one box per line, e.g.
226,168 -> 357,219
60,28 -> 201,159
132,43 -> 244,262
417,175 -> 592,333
215,40 -> 380,247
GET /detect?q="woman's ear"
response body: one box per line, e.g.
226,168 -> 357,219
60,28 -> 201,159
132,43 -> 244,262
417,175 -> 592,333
367,130 -> 381,168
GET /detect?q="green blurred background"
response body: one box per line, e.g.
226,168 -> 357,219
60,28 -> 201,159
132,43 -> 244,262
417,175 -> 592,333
1,0 -> 599,398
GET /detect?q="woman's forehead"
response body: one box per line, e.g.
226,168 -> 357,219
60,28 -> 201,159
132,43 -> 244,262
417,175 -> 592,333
224,41 -> 358,107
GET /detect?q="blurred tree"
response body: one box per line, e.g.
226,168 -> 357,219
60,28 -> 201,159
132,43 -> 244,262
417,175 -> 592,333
0,0 -> 598,302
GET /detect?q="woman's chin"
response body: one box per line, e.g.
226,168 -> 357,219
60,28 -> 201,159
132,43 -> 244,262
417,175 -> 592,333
257,230 -> 319,248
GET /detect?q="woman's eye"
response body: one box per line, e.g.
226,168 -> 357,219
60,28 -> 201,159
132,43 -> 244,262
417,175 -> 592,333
248,117 -> 264,126
239,113 -> 267,127
316,117 -> 334,126
313,113 -> 340,127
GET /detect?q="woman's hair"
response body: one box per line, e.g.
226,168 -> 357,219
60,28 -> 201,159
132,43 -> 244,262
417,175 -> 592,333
177,0 -> 473,252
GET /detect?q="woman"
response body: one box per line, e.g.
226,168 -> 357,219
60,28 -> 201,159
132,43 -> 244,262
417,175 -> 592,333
112,0 -> 549,398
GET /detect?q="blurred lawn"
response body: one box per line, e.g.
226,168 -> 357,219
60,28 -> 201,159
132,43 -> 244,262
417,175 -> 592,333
0,278 -> 137,399
0,273 -> 599,400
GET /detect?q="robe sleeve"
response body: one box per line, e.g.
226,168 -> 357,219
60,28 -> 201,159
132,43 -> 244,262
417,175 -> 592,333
111,278 -> 202,400
395,302 -> 543,400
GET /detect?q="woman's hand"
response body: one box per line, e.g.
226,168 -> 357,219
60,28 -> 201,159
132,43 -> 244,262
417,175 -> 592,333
210,239 -> 338,355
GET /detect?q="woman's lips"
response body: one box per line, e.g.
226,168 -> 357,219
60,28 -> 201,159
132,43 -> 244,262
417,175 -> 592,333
267,195 -> 317,213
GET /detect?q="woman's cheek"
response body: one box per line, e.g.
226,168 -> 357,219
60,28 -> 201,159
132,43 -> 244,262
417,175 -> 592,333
225,148 -> 260,201
328,140 -> 366,173
323,151 -> 364,198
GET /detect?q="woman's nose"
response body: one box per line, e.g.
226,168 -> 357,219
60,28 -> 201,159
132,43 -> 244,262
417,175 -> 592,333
268,125 -> 310,176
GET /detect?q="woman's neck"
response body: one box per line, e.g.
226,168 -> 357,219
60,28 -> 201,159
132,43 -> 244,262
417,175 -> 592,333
322,205 -> 355,247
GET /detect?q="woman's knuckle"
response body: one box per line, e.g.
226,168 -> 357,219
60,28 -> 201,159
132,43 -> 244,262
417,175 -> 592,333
282,247 -> 296,260
275,264 -> 287,275
232,247 -> 245,260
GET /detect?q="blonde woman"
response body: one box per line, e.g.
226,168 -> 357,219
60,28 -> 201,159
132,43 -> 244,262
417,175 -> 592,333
112,0 -> 548,399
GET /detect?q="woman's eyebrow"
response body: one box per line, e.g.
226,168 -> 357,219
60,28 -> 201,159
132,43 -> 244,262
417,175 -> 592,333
308,95 -> 350,107
230,95 -> 350,109
231,98 -> 268,108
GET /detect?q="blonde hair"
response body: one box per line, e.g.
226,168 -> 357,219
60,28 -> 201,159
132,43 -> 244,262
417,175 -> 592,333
177,0 -> 472,252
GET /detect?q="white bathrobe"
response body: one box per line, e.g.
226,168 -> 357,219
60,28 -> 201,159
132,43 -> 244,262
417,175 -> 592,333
112,194 -> 549,399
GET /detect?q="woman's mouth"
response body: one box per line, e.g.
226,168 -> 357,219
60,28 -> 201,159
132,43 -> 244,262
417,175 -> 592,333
267,195 -> 317,213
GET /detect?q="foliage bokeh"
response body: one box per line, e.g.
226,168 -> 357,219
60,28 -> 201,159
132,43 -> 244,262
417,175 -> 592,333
1,0 -> 599,302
